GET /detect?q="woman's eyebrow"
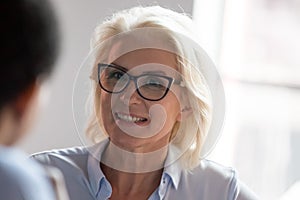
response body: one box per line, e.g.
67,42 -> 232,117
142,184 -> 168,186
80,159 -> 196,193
110,63 -> 169,76
141,70 -> 166,75
110,62 -> 128,72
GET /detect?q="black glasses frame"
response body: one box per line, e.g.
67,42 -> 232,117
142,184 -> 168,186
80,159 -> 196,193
98,63 -> 180,101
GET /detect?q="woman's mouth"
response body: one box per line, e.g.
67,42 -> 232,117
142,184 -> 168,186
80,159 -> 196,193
115,113 -> 148,123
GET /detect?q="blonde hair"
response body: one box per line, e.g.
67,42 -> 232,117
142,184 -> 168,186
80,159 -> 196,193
85,6 -> 212,170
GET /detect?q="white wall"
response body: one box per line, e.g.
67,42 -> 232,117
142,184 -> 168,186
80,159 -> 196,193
19,0 -> 193,153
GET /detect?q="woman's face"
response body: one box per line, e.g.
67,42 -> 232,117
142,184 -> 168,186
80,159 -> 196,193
99,48 -> 184,153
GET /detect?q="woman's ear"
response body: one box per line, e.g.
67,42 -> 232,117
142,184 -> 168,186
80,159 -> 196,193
176,88 -> 193,122
176,106 -> 192,122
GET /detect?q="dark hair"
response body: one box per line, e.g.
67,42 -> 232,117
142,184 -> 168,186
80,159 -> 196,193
0,0 -> 60,109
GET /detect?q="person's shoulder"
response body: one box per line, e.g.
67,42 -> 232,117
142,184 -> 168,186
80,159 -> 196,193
184,159 -> 236,182
0,146 -> 46,176
179,159 -> 238,198
180,159 -> 258,199
194,159 -> 236,180
31,146 -> 89,170
0,147 -> 55,200
32,145 -> 89,158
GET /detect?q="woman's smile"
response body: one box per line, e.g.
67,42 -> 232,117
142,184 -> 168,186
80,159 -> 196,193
114,112 -> 149,125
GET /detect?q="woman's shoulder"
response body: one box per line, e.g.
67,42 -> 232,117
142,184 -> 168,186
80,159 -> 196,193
194,159 -> 236,179
182,159 -> 237,187
176,159 -> 258,199
167,159 -> 239,199
32,145 -> 89,158
31,146 -> 90,172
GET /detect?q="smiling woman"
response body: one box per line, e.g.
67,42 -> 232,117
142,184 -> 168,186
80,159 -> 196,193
97,48 -> 184,154
32,5 -> 258,200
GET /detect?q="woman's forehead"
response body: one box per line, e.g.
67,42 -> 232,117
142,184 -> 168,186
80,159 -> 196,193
109,48 -> 179,71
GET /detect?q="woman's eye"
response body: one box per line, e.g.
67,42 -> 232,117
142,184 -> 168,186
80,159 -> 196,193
145,78 -> 165,88
107,71 -> 124,80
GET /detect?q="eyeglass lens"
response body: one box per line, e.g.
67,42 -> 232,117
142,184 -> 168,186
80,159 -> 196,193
99,65 -> 172,101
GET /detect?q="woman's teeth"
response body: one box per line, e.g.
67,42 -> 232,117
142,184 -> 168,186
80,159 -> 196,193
116,113 -> 147,122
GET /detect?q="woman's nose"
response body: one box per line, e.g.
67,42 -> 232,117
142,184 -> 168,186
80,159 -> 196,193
118,81 -> 142,105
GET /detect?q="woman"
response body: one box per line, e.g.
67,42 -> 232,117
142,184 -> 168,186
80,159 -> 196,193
33,6 -> 258,200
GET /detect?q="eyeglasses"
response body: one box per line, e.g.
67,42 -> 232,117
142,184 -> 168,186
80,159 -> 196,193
98,63 -> 184,101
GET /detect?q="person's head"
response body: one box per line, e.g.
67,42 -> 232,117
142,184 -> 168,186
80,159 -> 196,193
0,0 -> 59,145
86,6 -> 212,170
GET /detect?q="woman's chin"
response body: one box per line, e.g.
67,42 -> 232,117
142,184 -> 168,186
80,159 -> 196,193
109,132 -> 170,153
110,136 -> 147,152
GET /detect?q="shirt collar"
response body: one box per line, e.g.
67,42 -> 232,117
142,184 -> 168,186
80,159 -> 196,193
87,138 -> 110,196
163,144 -> 182,190
87,138 -> 183,194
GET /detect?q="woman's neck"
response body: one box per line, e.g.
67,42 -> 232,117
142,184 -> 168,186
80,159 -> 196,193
100,141 -> 169,199
101,162 -> 163,199
101,141 -> 168,173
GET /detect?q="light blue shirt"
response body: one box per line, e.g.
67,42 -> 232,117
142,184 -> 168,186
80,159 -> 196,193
32,139 -> 258,200
0,146 -> 55,200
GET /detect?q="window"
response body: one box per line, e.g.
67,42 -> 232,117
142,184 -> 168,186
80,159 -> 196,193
193,0 -> 300,199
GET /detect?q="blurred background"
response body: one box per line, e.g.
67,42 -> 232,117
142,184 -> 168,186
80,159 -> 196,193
19,0 -> 300,199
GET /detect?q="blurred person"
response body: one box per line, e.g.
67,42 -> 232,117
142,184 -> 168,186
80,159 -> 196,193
33,6 -> 258,200
0,0 -> 64,199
